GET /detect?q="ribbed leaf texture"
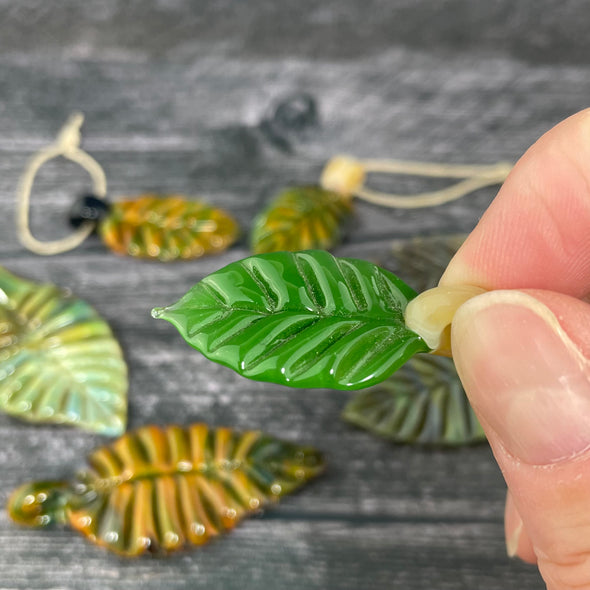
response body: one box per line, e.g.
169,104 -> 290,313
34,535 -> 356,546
153,250 -> 430,390
8,424 -> 324,557
99,194 -> 239,261
250,186 -> 353,253
342,355 -> 485,446
0,268 -> 127,434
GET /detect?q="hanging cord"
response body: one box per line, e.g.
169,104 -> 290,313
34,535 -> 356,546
16,112 -> 108,255
320,155 -> 512,208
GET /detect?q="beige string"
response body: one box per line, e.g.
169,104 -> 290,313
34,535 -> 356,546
320,155 -> 512,208
16,112 -> 108,255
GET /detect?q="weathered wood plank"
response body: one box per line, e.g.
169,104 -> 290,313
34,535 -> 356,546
0,1 -> 588,588
0,514 -> 543,590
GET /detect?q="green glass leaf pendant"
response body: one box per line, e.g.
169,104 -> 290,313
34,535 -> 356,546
96,194 -> 240,261
0,267 -> 127,434
250,186 -> 353,253
342,355 -> 485,446
153,250 -> 430,390
8,423 -> 324,557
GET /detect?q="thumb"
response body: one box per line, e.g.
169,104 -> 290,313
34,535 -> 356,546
452,289 -> 590,590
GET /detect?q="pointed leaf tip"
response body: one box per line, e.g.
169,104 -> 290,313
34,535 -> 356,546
151,306 -> 165,319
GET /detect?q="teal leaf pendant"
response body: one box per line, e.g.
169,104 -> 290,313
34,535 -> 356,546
342,355 -> 485,446
0,267 -> 127,434
153,250 -> 430,390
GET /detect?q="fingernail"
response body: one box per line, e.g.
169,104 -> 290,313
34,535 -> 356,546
504,492 -> 523,558
506,520 -> 523,558
452,291 -> 590,465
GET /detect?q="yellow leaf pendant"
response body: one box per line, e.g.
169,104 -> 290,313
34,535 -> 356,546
72,193 -> 239,261
250,155 -> 512,254
250,186 -> 353,254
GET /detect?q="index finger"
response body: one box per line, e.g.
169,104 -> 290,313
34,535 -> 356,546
440,108 -> 590,298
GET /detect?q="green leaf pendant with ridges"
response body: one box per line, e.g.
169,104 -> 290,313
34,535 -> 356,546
153,250 -> 430,390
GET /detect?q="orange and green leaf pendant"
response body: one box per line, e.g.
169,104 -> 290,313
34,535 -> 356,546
8,423 -> 324,557
71,194 -> 239,261
250,186 -> 353,253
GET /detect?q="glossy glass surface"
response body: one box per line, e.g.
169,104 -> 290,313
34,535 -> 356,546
153,250 -> 430,390
8,423 -> 324,557
250,186 -> 353,253
340,235 -> 484,446
0,267 -> 127,434
342,355 -> 485,446
100,194 -> 239,261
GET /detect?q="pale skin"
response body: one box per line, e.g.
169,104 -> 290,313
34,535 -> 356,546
433,108 -> 590,589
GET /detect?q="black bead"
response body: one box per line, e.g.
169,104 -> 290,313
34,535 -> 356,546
271,93 -> 319,133
259,93 -> 320,152
69,194 -> 112,228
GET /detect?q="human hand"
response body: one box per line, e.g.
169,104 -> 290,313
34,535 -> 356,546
441,108 -> 590,589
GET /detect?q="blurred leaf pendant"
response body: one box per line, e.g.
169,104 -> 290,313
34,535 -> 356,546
250,186 -> 353,253
152,250 -> 430,390
81,193 -> 239,261
250,156 -> 511,253
382,234 -> 467,293
16,113 -> 239,261
0,267 -> 127,434
342,355 -> 485,446
8,423 -> 324,556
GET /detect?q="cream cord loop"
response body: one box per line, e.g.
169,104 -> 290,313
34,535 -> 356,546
320,155 -> 512,207
16,112 -> 108,255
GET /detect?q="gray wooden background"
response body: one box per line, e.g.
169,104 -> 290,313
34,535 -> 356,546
1,2 -> 589,588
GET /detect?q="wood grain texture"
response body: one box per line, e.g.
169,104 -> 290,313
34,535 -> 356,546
2,0 -> 589,587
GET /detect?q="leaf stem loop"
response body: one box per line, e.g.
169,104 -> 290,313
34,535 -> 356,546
16,112 -> 108,255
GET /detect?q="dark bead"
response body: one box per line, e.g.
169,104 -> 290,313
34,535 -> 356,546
69,194 -> 112,228
259,93 -> 320,152
271,93 -> 319,133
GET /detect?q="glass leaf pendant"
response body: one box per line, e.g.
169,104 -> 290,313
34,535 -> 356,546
0,267 -> 128,434
152,250 -> 430,390
17,114 -> 239,262
342,355 -> 485,446
250,186 -> 353,254
72,193 -> 240,261
249,156 -> 511,254
341,235 -> 484,447
8,423 -> 324,557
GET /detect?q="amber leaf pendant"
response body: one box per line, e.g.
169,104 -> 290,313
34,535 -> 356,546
8,424 -> 324,557
71,193 -> 240,261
